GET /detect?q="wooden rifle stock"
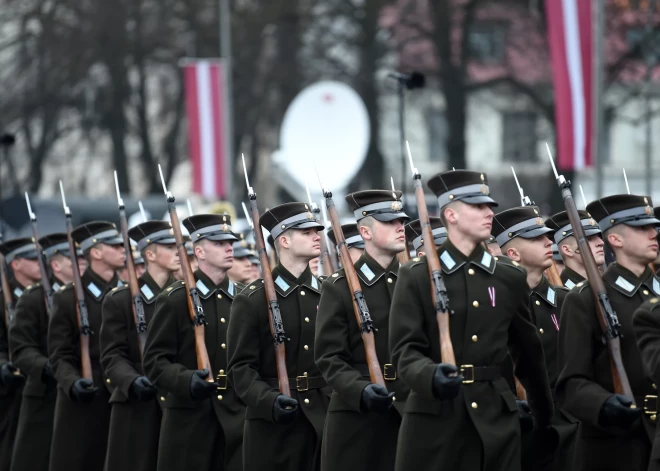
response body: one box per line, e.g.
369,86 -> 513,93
545,261 -> 563,287
247,197 -> 291,396
411,175 -> 456,367
321,193 -> 385,386
556,178 -> 633,400
166,200 -> 212,377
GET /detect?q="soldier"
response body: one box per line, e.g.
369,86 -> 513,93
389,170 -> 554,471
226,234 -> 253,291
551,244 -> 565,274
247,243 -> 261,282
133,251 -> 146,278
327,223 -> 364,265
315,190 -> 409,471
9,234 -> 81,471
0,237 -> 40,471
48,221 -> 126,471
100,221 -> 180,471
492,206 -> 576,470
404,217 -> 447,257
228,202 -> 329,471
546,210 -> 604,290
174,235 -> 197,281
143,214 -> 244,471
556,194 -> 660,471
486,234 -> 503,256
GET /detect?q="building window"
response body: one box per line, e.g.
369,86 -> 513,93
501,111 -> 537,162
426,108 -> 448,163
468,22 -> 507,64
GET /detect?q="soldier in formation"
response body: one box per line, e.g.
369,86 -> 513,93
404,217 -> 447,257
226,235 -> 255,291
327,223 -> 364,265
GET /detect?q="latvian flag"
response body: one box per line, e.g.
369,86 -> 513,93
183,60 -> 230,199
546,0 -> 593,170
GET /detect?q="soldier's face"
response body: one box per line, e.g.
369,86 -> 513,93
451,203 -> 494,241
250,263 -> 260,281
510,235 -> 554,271
15,258 -> 41,283
309,257 -> 320,276
135,264 -> 146,278
586,235 -> 605,266
196,239 -> 233,271
365,219 -> 407,255
288,229 -> 321,260
98,243 -> 126,270
51,255 -> 74,284
617,225 -> 659,264
228,256 -> 253,284
154,244 -> 180,273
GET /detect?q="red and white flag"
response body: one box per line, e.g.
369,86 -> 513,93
546,0 -> 593,170
183,60 -> 230,198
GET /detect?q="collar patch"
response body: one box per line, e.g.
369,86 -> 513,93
228,281 -> 235,296
360,263 -> 376,281
52,282 -> 61,292
274,276 -> 290,292
653,277 -> 660,296
13,287 -> 22,298
440,251 -> 456,270
196,279 -> 209,295
117,280 -> 124,287
565,279 -> 576,290
480,251 -> 492,268
311,277 -> 318,290
87,282 -> 101,298
547,287 -> 556,305
615,276 -> 635,293
140,284 -> 154,300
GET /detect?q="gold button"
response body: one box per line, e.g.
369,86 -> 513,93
539,328 -> 544,334
468,268 -> 475,275
221,343 -> 226,349
387,278 -> 393,283
160,396 -> 166,402
304,398 -> 310,404
494,256 -> 499,261
652,414 -> 657,421
220,318 -> 226,323
219,369 -> 225,374
217,395 -> 223,401
472,301 -> 479,308
304,317 -> 310,323
392,396 -> 396,402
654,383 -> 657,390
471,402 -> 478,409
472,335 -> 478,342
304,345 -> 309,351
300,290 -> 306,296
535,300 -> 541,306
106,378 -> 111,384
644,290 -> 650,295
217,294 -> 223,299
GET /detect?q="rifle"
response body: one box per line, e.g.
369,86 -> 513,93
545,145 -> 634,401
59,181 -> 93,380
313,162 -> 385,386
157,166 -> 212,378
241,156 -> 291,396
304,181 -> 335,276
405,143 -> 455,367
25,193 -> 54,313
392,177 -> 410,264
511,166 -> 564,286
113,172 -> 147,362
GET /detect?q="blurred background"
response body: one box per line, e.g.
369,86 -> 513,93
0,0 -> 658,235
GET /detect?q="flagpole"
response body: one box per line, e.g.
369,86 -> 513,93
594,0 -> 605,199
644,0 -> 655,197
220,0 -> 234,199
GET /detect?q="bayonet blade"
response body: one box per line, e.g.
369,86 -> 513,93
24,192 -> 35,221
113,170 -> 123,207
545,143 -> 560,179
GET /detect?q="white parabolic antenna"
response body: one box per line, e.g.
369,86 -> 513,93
276,81 -> 370,190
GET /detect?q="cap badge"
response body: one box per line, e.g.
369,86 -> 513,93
589,218 -> 597,226
222,216 -> 227,222
536,217 -> 543,226
222,224 -> 229,231
480,174 -> 487,194
240,240 -> 247,247
646,206 -> 653,216
307,212 -> 314,220
391,201 -> 403,211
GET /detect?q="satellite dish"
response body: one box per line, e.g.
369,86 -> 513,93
275,81 -> 370,191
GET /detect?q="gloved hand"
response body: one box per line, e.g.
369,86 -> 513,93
71,378 -> 98,403
598,394 -> 641,429
41,361 -> 54,384
361,383 -> 395,413
272,394 -> 299,425
0,362 -> 25,388
517,399 -> 534,432
431,363 -> 463,400
130,376 -> 157,401
189,369 -> 218,400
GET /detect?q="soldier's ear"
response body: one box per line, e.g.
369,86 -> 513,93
505,246 -> 521,262
358,224 -> 371,241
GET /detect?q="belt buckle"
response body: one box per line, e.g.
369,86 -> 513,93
460,365 -> 474,384
383,364 -> 396,381
216,374 -> 228,390
644,395 -> 658,415
296,374 -> 309,392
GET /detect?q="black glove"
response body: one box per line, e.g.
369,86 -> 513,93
130,376 -> 157,401
361,383 -> 395,413
0,362 -> 25,388
41,361 -> 54,384
71,378 -> 98,403
189,369 -> 218,400
431,363 -> 463,400
272,394 -> 299,425
598,394 -> 641,429
517,399 -> 534,432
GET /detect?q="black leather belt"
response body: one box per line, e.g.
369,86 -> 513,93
459,365 -> 501,384
354,364 -> 397,381
264,375 -> 327,392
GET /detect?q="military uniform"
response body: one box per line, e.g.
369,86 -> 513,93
9,231 -> 77,471
228,202 -> 329,471
546,210 -> 602,291
556,194 -> 660,471
100,220 -> 178,471
389,170 -> 554,471
48,222 -> 124,471
404,217 -> 447,255
143,214 -> 244,471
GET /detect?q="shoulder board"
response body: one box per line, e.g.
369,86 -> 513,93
408,256 -> 427,268
649,297 -> 660,309
60,283 -> 74,292
550,284 -> 570,292
164,281 -> 185,297
330,269 -> 346,283
244,279 -> 265,296
575,280 -> 590,293
108,285 -> 130,296
493,255 -> 525,273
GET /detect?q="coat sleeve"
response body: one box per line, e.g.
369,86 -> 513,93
10,289 -> 47,377
143,290 -> 193,397
389,261 -> 438,399
47,288 -> 81,399
315,278 -> 369,412
633,302 -> 660,385
227,289 -> 279,422
100,289 -> 140,397
506,276 -> 554,427
555,288 -> 611,427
